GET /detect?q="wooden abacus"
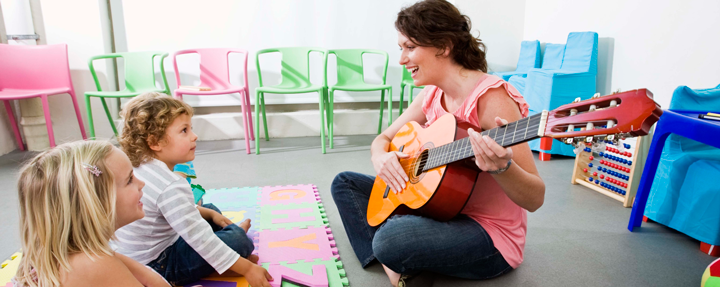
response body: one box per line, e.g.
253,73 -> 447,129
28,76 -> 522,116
571,135 -> 649,207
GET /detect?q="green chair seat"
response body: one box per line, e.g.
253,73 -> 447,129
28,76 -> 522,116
84,89 -> 165,98
256,84 -> 327,94
330,83 -> 392,92
86,51 -> 169,138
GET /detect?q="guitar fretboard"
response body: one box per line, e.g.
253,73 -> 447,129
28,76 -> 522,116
423,113 -> 544,171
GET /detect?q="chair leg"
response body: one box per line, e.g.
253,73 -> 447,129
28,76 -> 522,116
85,94 -> 96,139
68,91 -> 88,140
239,91 -> 251,154
260,92 -> 269,141
255,90 -> 262,155
317,90 -> 326,154
244,87 -> 254,141
40,95 -> 56,147
328,89 -> 334,149
100,97 -> 119,137
399,84 -> 405,115
387,88 -> 393,127
3,100 -> 25,151
174,90 -> 183,100
378,89 -> 385,134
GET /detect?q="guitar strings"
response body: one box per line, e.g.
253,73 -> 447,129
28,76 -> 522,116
398,120 -> 542,170
398,120 -> 542,172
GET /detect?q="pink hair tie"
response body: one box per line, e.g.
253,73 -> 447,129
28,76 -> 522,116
82,163 -> 102,177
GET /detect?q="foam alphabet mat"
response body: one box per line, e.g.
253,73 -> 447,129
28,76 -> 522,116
0,185 -> 347,287
186,184 -> 348,287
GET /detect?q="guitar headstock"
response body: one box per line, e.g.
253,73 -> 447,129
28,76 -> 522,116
542,89 -> 662,145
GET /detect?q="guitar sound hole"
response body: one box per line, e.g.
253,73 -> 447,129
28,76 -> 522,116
414,150 -> 429,177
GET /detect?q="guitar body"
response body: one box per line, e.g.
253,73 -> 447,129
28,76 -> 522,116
367,114 -> 479,227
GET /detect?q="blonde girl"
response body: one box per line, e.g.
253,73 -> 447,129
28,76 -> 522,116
13,140 -> 169,287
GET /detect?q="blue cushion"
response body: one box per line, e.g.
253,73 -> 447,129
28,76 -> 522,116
541,44 -> 565,70
495,40 -> 541,81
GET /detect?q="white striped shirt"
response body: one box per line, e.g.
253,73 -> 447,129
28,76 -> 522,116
113,159 -> 240,273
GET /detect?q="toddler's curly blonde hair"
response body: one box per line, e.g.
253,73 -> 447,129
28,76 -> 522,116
119,92 -> 193,167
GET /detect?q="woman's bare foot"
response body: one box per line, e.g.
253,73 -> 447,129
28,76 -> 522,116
248,254 -> 259,264
383,264 -> 401,287
239,219 -> 251,233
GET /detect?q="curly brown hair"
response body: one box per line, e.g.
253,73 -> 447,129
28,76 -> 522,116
119,92 -> 194,167
396,0 -> 488,72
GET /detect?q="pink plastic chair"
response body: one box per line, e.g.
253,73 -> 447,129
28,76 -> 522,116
0,44 -> 87,150
171,48 -> 254,154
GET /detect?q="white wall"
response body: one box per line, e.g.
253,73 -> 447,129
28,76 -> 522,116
120,0 -> 418,107
523,0 -> 720,108
456,0 -> 527,73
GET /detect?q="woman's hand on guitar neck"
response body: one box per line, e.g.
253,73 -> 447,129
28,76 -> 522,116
468,117 -> 514,174
372,151 -> 410,193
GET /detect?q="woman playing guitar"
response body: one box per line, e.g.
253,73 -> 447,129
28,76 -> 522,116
331,0 -> 546,286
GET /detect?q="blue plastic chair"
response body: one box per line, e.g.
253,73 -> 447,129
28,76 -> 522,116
494,40 -> 541,81
510,32 -> 598,157
508,43 -> 565,94
629,84 -> 720,251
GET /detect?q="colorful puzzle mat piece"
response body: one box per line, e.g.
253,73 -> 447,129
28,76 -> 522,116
261,258 -> 348,287
260,185 -> 321,206
183,275 -> 249,287
0,253 -> 22,287
258,202 -> 328,231
222,207 -> 260,225
255,226 -> 338,265
204,187 -> 260,210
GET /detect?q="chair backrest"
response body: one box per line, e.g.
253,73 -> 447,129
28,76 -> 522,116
560,32 -> 598,74
0,44 -> 72,91
402,65 -> 413,82
541,43 -> 565,70
329,49 -> 388,86
516,40 -> 541,72
256,47 -> 327,89
669,85 -> 720,111
119,51 -> 167,93
172,48 -> 248,90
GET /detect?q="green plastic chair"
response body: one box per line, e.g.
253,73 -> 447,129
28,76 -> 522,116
86,51 -> 170,138
255,47 -> 329,154
399,66 -> 423,115
327,49 -> 392,144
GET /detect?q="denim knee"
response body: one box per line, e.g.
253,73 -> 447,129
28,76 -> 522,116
331,171 -> 353,197
202,203 -> 221,213
218,225 -> 255,258
371,220 -> 407,273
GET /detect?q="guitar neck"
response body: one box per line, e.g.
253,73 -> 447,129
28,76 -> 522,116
422,112 -> 547,172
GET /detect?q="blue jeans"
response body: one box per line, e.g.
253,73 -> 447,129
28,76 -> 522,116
331,171 -> 512,279
147,203 -> 254,286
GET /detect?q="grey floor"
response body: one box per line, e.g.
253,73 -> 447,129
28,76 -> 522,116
0,135 -> 715,286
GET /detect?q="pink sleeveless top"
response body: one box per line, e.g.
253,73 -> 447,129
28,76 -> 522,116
421,74 -> 530,268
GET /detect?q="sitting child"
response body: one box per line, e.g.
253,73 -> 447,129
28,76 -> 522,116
14,140 -> 169,287
114,92 -> 272,286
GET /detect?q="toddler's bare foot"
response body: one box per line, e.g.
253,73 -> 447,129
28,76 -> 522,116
248,254 -> 259,264
239,219 -> 251,232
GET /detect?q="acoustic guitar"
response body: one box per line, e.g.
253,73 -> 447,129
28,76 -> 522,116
367,89 -> 662,226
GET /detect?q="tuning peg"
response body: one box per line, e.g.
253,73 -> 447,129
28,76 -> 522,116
592,93 -> 601,98
565,138 -> 574,144
607,134 -> 615,141
585,136 -> 593,143
573,97 -> 581,103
